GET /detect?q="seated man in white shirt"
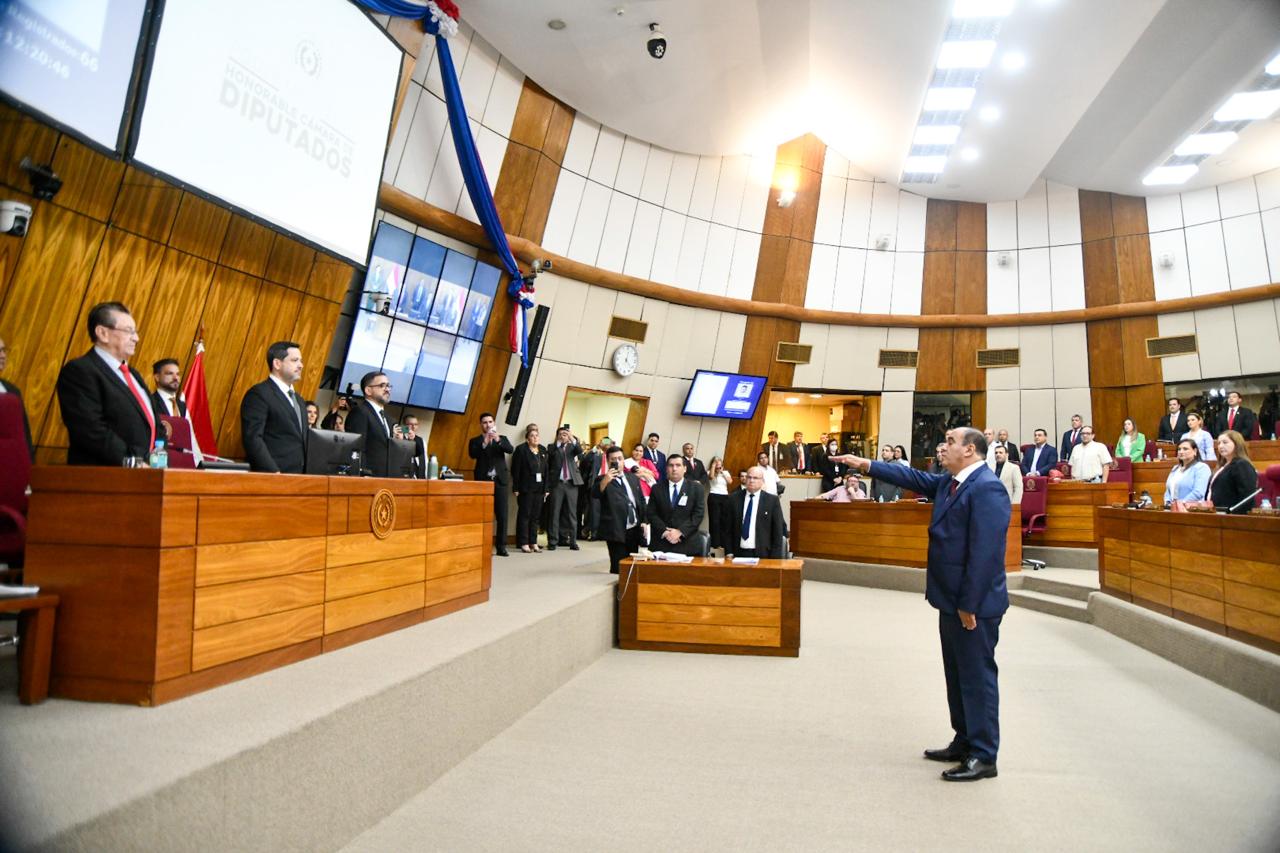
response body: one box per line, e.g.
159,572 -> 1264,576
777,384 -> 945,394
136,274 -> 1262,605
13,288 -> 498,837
1068,426 -> 1113,483
755,451 -> 781,494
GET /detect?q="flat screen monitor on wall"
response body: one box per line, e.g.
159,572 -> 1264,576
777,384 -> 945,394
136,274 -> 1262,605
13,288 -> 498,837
129,0 -> 401,264
338,222 -> 499,415
681,370 -> 768,420
0,0 -> 150,153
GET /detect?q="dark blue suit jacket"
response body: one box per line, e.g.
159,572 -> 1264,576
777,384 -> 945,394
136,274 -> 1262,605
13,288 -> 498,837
1020,443 -> 1058,476
867,461 -> 1010,618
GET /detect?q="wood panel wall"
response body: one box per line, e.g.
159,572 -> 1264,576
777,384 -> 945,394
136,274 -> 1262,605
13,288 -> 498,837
724,134 -> 825,475
1079,190 -> 1165,438
419,80 -> 575,474
0,107 -> 354,464
917,199 -> 988,397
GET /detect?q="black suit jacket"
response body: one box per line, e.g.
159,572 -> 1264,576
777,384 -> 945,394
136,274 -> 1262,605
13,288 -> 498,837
1215,406 -> 1257,439
57,349 -> 154,465
1061,428 -> 1084,460
788,442 -> 811,472
993,441 -> 1020,463
760,442 -> 787,471
647,479 -> 706,542
469,433 -> 513,485
343,400 -> 392,477
150,389 -> 187,420
1157,411 -> 1189,442
598,471 -> 646,543
579,449 -> 603,488
681,456 -> 709,488
1209,459 -> 1259,514
240,379 -> 306,473
1,379 -> 33,460
547,441 -> 583,485
510,443 -> 548,493
818,454 -> 850,492
727,489 -> 786,558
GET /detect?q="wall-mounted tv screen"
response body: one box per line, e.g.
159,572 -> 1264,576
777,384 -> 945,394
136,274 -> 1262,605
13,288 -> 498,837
681,370 -> 768,420
339,223 -> 499,415
0,0 -> 150,153
130,0 -> 401,264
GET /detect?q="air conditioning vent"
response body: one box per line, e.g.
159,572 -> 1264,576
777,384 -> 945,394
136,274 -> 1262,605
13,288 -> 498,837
608,316 -> 648,343
878,349 -> 919,369
775,342 -> 812,364
976,348 -> 1020,368
1145,334 -> 1197,358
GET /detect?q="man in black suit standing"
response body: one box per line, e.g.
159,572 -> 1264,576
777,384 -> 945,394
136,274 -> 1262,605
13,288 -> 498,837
993,429 -> 1020,464
1215,390 -> 1256,438
1060,413 -> 1085,461
240,340 -> 307,473
597,445 -> 646,574
1157,397 -> 1189,443
761,430 -> 788,472
546,425 -> 583,550
344,371 -> 396,477
647,456 -> 707,555
150,358 -> 187,420
727,466 -> 786,559
468,411 -> 513,557
679,442 -> 709,490
578,438 -> 608,540
788,431 -> 809,473
56,301 -> 157,465
643,432 -> 666,473
0,334 -> 32,460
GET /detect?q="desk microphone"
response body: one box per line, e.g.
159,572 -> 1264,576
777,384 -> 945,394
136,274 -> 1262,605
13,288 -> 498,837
1227,488 -> 1262,513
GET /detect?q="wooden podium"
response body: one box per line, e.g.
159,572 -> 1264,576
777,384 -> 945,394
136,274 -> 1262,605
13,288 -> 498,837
23,468 -> 493,705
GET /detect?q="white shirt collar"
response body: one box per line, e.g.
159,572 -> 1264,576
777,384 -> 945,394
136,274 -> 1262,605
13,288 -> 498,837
367,398 -> 384,414
94,345 -> 125,373
953,458 -> 987,485
268,374 -> 294,397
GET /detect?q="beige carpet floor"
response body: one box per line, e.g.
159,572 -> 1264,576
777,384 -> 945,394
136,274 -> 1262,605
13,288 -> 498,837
343,580 -> 1280,853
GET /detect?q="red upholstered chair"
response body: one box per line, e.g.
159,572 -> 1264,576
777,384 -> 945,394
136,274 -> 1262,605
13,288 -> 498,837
1111,457 -> 1133,485
1249,421 -> 1262,440
1054,461 -> 1072,478
159,415 -> 197,470
0,394 -> 30,566
1262,465 -> 1280,507
1021,476 -> 1048,536
1019,443 -> 1032,456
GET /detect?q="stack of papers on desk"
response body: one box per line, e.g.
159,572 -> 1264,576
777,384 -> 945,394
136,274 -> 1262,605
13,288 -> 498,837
0,584 -> 40,598
648,552 -> 695,563
731,557 -> 759,565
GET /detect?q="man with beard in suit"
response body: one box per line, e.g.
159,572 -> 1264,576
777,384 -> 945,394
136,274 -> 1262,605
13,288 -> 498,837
343,371 -> 395,477
240,341 -> 308,473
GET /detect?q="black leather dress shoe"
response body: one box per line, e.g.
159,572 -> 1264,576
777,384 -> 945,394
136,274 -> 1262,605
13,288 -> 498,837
496,549 -> 509,557
546,544 -> 556,551
569,542 -> 580,551
923,744 -> 968,763
941,757 -> 997,781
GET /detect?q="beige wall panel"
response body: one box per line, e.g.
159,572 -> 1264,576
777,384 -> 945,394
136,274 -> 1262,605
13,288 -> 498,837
790,322 -> 829,388
577,285 -> 619,369
1155,312 -> 1202,382
1018,325 -> 1056,390
823,326 -> 882,390
1233,302 -> 1280,375
696,418 -> 730,460
566,364 -> 628,397
1193,306 -> 1242,380
878,391 -> 915,448
538,276 -> 587,363
1055,388 -> 1093,437
656,304 -> 696,378
881,327 -> 919,392
612,291 -> 645,319
637,298 -> 670,370
682,308 -> 721,379
984,327 -> 1020,391
1019,389 -> 1057,445
1050,323 -> 1090,389
524,359 -> 573,438
711,312 -> 746,372
985,389 -> 1020,435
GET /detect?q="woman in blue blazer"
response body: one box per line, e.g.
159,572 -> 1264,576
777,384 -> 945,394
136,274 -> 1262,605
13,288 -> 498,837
1163,439 -> 1210,505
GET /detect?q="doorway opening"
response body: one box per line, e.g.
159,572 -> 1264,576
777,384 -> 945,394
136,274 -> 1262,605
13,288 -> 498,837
559,387 -> 650,453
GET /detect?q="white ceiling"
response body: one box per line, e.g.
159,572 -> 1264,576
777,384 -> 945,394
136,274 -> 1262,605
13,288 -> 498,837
459,0 -> 1280,202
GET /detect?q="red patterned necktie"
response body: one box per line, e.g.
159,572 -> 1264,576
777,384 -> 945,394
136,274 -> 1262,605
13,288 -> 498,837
1228,409 -> 1235,430
120,362 -> 156,450
949,479 -> 959,498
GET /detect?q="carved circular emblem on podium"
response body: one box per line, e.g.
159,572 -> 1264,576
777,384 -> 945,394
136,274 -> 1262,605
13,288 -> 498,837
370,489 -> 397,539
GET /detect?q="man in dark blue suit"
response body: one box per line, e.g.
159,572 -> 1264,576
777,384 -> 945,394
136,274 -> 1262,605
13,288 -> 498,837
836,426 -> 1010,782
1020,428 -> 1058,476
1060,414 -> 1085,461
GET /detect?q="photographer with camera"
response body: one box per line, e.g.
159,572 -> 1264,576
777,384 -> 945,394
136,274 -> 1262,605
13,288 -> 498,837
468,412 -> 513,556
598,445 -> 646,574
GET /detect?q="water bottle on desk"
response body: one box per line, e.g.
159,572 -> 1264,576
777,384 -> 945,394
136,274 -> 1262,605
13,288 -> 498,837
427,455 -> 439,479
149,440 -> 168,469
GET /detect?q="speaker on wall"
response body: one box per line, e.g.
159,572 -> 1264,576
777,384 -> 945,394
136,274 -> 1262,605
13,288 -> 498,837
504,304 -> 551,426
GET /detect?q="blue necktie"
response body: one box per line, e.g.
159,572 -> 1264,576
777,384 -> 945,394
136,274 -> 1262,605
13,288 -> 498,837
741,493 -> 754,540
671,484 -> 678,506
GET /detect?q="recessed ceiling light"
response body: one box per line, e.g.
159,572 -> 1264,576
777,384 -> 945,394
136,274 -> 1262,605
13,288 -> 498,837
937,40 -> 997,69
808,393 -> 822,398
952,0 -> 1016,16
978,105 -> 1001,122
923,87 -> 976,111
1214,90 -> 1280,122
960,147 -> 981,162
904,155 -> 948,174
914,125 -> 962,145
1000,51 -> 1027,72
785,397 -> 800,405
1266,51 -> 1280,76
547,19 -> 567,30
1174,132 -> 1238,156
1143,165 -> 1198,186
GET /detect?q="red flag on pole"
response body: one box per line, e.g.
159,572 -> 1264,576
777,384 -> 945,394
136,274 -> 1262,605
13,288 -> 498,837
183,341 -> 218,457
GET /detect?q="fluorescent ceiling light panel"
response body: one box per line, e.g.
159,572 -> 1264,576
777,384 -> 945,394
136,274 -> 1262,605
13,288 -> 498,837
960,147 -> 980,162
1174,132 -> 1238,156
952,0 -> 1016,17
904,155 -> 948,174
1142,165 -> 1198,186
913,125 -> 962,145
923,87 -> 976,111
1000,51 -> 1026,72
937,41 -> 996,69
1266,51 -> 1280,76
978,105 -> 1001,122
1214,90 -> 1280,122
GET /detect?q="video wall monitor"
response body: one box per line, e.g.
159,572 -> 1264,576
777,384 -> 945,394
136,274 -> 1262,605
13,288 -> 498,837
0,0 -> 150,153
130,0 -> 402,264
681,369 -> 769,420
342,222 -> 501,415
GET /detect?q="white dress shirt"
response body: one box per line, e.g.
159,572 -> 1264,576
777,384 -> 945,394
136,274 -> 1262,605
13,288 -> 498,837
1069,441 -> 1113,482
760,465 -> 780,494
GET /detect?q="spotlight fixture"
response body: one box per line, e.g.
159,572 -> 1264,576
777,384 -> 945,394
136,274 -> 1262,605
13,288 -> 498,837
547,18 -> 566,30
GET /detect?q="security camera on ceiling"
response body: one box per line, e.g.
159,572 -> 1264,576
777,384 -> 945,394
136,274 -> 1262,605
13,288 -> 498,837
646,23 -> 666,59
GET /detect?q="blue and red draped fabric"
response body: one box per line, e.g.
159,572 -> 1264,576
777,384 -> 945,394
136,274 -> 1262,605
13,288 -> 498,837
356,0 -> 536,366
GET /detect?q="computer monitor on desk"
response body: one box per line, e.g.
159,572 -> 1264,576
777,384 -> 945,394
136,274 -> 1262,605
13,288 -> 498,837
306,428 -> 365,476
387,437 -> 417,478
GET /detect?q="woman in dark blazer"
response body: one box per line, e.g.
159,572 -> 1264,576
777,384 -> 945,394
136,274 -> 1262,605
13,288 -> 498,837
818,437 -> 849,492
509,423 -> 549,551
1208,430 -> 1258,514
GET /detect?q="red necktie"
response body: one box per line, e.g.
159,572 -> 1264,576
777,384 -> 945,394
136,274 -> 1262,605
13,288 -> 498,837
1228,409 -> 1235,430
949,479 -> 959,498
120,362 -> 156,450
